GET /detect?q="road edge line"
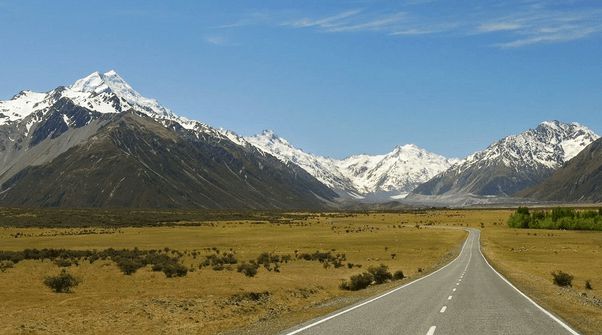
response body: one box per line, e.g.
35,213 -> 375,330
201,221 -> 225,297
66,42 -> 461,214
477,231 -> 581,335
282,229 -> 472,335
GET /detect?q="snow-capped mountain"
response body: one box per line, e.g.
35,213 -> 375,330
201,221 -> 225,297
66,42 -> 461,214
246,130 -> 458,200
411,120 -> 600,197
0,71 -> 336,208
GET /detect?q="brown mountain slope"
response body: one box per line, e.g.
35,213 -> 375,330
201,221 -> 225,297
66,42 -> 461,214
518,138 -> 602,202
0,112 -> 336,209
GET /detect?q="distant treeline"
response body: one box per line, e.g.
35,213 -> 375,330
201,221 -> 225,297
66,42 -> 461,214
508,207 -> 602,231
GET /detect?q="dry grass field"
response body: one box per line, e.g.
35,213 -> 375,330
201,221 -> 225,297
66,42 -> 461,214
1,209 -> 601,334
480,222 -> 602,335
0,212 -> 466,335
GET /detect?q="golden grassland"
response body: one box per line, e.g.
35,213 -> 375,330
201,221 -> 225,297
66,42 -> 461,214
1,209 -> 601,334
480,222 -> 602,335
0,212 -> 466,335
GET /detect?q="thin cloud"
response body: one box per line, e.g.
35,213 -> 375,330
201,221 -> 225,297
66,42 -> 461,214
478,22 -> 522,32
480,8 -> 602,48
218,2 -> 602,48
287,9 -> 362,29
204,35 -> 237,46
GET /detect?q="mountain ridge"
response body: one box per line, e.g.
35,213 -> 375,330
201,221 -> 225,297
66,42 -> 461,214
245,130 -> 459,201
410,120 -> 599,199
0,71 -> 337,209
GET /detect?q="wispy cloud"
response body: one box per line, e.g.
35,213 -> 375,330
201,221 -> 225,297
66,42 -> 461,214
480,8 -> 602,48
287,9 -> 362,29
282,10 -> 440,35
204,35 -> 237,46
218,1 -> 602,48
478,22 -> 522,32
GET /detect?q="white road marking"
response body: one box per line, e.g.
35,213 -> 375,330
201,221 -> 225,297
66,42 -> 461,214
452,288 -> 456,292
477,230 -> 581,335
426,325 -> 437,335
456,283 -> 459,286
448,295 -> 453,300
440,306 -> 447,313
283,231 -> 472,335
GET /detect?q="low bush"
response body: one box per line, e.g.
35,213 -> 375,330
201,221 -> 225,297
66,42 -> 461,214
237,262 -> 259,277
43,270 -> 80,293
367,264 -> 392,284
161,262 -> 188,278
551,271 -> 573,287
340,272 -> 374,291
393,270 -> 405,280
0,248 -> 188,278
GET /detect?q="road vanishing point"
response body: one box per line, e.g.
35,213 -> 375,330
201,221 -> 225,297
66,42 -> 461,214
282,229 -> 580,335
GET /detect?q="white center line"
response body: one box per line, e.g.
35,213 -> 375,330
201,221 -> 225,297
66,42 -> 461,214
448,295 -> 453,300
440,306 -> 447,313
452,288 -> 456,292
456,283 -> 460,286
426,325 -> 437,335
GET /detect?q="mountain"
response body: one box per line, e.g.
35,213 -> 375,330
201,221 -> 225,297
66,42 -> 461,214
246,130 -> 457,200
410,121 -> 599,198
0,71 -> 337,208
519,138 -> 602,202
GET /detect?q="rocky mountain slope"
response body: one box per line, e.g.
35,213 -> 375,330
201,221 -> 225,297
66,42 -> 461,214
0,71 -> 337,208
519,138 -> 602,202
246,131 -> 458,201
410,121 -> 599,198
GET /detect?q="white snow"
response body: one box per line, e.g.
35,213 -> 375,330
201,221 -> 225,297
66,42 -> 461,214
447,120 -> 599,176
0,70 -> 237,144
245,131 -> 458,198
0,90 -> 50,125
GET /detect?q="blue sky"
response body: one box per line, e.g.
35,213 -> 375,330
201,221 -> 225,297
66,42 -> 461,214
1,0 -> 601,158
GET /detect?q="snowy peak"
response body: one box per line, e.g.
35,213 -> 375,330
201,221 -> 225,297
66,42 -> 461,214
411,120 -> 599,197
67,70 -> 175,119
246,130 -> 356,193
463,120 -> 599,171
70,71 -> 110,94
0,90 -> 50,123
245,130 -> 456,200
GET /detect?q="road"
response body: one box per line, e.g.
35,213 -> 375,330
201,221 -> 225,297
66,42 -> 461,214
281,229 -> 579,335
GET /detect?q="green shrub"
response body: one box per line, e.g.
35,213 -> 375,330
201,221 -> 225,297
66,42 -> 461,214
161,262 -> 188,278
551,271 -> 573,287
43,270 -> 80,293
340,272 -> 373,291
237,262 -> 259,277
115,258 -> 145,275
367,264 -> 393,284
393,270 -> 405,280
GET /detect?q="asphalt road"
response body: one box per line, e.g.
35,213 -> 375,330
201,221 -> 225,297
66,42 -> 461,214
282,229 -> 579,335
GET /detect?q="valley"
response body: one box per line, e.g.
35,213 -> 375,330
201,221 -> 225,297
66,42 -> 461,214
1,209 -> 601,334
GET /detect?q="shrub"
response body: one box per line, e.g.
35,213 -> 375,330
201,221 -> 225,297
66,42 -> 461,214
551,271 -> 573,287
43,270 -> 80,293
0,260 -> 14,272
237,262 -> 259,277
585,280 -> 593,290
115,258 -> 145,275
54,258 -> 72,267
367,264 -> 393,284
393,270 -> 405,280
161,262 -> 188,278
340,272 -> 373,291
